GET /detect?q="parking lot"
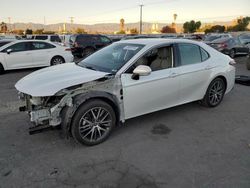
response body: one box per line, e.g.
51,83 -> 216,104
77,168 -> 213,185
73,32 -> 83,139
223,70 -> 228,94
0,57 -> 250,188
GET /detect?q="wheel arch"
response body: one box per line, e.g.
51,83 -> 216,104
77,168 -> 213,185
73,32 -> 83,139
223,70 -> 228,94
61,91 -> 120,137
0,62 -> 5,73
215,75 -> 227,91
50,55 -> 65,64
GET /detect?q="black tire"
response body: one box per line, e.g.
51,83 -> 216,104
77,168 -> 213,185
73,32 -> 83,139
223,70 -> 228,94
201,78 -> 226,107
82,47 -> 95,57
246,55 -> 250,70
229,49 -> 235,58
71,99 -> 116,146
50,56 -> 65,66
0,63 -> 5,75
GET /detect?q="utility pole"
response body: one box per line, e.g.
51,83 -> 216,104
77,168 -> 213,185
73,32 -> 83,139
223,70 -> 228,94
69,17 -> 74,33
7,17 -> 11,32
43,16 -> 46,30
139,4 -> 144,34
69,17 -> 74,24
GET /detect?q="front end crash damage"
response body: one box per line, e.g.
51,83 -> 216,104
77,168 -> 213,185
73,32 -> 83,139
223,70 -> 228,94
19,76 -> 124,135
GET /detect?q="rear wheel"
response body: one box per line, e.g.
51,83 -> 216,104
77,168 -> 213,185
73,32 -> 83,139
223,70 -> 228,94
71,100 -> 116,146
0,63 -> 5,74
201,78 -> 226,107
246,55 -> 250,70
51,56 -> 65,66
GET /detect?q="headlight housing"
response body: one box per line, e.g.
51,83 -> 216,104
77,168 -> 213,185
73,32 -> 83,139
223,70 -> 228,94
30,97 -> 42,105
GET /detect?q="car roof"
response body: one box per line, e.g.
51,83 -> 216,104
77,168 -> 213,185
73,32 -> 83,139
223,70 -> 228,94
116,38 -> 201,46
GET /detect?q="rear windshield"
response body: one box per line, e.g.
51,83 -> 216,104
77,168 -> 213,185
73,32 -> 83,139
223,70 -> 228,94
35,35 -> 48,40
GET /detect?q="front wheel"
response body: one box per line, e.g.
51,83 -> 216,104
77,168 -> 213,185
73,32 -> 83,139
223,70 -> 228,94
71,100 -> 116,146
0,63 -> 4,74
201,78 -> 226,107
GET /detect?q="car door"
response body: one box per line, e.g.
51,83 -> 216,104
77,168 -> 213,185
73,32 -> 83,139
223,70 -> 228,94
176,43 -> 213,103
121,45 -> 181,119
2,41 -> 33,69
234,38 -> 249,54
31,41 -> 55,66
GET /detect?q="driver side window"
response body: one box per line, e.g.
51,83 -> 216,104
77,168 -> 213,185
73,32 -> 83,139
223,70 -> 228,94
3,42 -> 30,53
126,46 -> 173,73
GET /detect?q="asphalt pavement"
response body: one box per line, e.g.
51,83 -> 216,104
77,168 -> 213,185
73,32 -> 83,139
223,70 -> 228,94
0,56 -> 250,188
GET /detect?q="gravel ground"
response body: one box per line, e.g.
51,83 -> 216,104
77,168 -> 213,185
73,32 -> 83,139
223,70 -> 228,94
0,56 -> 250,188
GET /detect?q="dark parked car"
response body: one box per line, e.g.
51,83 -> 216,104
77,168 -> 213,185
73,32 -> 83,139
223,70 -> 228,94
32,35 -> 62,43
69,34 -> 112,57
207,37 -> 249,58
204,34 -> 232,42
246,54 -> 250,70
238,34 -> 250,48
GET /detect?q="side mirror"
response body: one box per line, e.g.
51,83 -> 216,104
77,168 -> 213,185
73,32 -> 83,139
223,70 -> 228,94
132,65 -> 152,80
7,49 -> 12,54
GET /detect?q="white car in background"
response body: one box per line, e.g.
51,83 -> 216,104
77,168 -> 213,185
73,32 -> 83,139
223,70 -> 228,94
0,40 -> 73,73
32,35 -> 62,43
16,39 -> 235,145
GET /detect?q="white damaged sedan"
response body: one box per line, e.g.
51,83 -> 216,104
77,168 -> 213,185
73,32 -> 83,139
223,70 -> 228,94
15,39 -> 235,145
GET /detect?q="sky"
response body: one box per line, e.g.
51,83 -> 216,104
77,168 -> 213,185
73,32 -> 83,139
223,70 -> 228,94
1,0 -> 250,24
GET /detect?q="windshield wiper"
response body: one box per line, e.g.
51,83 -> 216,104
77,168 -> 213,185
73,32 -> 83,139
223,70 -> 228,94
84,65 -> 96,71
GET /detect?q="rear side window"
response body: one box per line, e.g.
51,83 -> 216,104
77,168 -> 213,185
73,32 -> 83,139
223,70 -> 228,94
178,43 -> 201,65
31,42 -> 55,50
200,48 -> 209,61
178,43 -> 209,66
100,36 -> 111,43
35,35 -> 48,40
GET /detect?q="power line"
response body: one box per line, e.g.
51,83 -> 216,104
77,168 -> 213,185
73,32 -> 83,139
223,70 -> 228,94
80,0 -> 178,20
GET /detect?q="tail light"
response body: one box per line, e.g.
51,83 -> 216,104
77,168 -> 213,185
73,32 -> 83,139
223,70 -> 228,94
229,60 -> 236,65
218,43 -> 227,48
65,48 -> 72,51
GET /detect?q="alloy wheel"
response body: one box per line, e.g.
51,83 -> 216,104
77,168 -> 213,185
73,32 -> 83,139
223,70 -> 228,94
52,57 -> 64,65
78,107 -> 112,142
208,80 -> 225,106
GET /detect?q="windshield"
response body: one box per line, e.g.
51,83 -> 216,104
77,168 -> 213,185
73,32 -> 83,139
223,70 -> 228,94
78,43 -> 144,74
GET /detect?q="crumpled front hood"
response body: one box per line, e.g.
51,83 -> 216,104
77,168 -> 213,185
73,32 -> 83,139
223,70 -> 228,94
15,63 -> 109,97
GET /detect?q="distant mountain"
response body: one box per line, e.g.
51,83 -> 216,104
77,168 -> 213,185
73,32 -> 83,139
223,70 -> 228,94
7,22 -> 181,33
7,21 -> 233,34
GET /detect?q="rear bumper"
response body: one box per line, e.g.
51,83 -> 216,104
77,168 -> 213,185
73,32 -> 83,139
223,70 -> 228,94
225,65 -> 235,94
